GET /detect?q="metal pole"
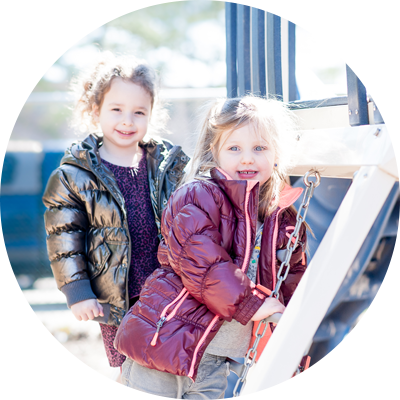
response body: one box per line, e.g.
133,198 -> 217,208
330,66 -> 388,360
226,2 -> 237,98
266,13 -> 282,99
251,8 -> 266,96
237,4 -> 251,96
345,0 -> 368,126
288,21 -> 298,101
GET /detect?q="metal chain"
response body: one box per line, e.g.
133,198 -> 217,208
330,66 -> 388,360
233,170 -> 321,397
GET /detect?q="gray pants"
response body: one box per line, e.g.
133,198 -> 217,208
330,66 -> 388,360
121,354 -> 230,399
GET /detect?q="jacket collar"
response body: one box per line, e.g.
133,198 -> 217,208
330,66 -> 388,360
61,133 -> 171,169
60,133 -> 101,170
210,167 -> 303,212
278,183 -> 303,209
210,168 -> 258,213
59,133 -> 189,226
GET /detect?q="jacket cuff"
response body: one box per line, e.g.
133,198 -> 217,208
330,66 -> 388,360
60,279 -> 97,308
232,290 -> 265,325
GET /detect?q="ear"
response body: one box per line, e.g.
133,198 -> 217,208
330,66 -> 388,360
92,103 -> 100,122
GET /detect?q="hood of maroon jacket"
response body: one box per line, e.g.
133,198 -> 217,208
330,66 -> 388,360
114,168 -> 307,381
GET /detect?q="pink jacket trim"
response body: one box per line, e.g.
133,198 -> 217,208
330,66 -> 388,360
216,168 -> 259,192
188,315 -> 220,378
216,168 -> 232,180
271,184 -> 303,290
278,184 -> 303,209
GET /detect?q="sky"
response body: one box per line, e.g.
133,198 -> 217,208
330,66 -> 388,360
296,0 -> 399,95
10,0 -> 399,100
20,0 -> 226,87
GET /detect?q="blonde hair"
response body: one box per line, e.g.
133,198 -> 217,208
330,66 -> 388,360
183,95 -> 299,221
69,51 -> 169,137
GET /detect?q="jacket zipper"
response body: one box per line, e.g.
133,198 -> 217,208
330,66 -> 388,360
87,154 -> 132,319
150,288 -> 189,346
156,147 -> 182,221
271,208 -> 286,290
188,181 -> 257,379
241,183 -> 255,272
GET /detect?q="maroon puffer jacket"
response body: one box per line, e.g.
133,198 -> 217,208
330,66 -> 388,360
114,168 -> 307,381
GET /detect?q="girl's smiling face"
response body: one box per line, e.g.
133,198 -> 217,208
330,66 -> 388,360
92,77 -> 152,152
216,123 -> 276,185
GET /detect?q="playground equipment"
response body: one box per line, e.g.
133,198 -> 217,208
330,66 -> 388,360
330,282 -> 400,400
224,3 -> 398,396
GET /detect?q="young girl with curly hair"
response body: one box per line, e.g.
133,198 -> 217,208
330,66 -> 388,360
42,52 -> 189,378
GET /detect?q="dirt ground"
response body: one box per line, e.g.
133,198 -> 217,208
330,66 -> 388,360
0,304 -> 113,400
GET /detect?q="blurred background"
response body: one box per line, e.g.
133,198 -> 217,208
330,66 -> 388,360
2,0 -> 348,382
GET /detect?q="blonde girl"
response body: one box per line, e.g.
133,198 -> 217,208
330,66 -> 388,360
114,95 -> 307,398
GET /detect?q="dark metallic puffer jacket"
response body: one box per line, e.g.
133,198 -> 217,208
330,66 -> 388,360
42,133 -> 189,326
114,168 -> 307,380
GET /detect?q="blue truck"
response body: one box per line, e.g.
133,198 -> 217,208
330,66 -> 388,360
0,140 -> 67,289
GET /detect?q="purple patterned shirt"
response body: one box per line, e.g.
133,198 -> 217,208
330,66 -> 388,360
99,150 -> 161,367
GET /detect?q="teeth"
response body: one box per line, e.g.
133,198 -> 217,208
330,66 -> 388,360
239,171 -> 256,174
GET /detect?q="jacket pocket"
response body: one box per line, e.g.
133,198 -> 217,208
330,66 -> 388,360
88,242 -> 111,279
92,303 -> 111,323
150,288 -> 189,346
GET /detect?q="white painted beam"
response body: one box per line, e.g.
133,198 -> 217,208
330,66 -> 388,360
288,124 -> 396,178
241,166 -> 397,395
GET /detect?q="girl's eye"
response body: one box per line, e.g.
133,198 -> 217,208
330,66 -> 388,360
112,108 -> 121,112
255,145 -> 266,151
229,146 -> 239,151
136,111 -> 145,116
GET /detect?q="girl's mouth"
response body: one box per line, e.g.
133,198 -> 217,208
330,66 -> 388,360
237,170 -> 258,179
116,129 -> 135,136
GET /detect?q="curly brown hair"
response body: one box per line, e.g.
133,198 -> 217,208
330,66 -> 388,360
69,51 -> 169,136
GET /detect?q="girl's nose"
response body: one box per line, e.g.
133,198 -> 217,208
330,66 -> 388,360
241,152 -> 254,164
123,113 -> 135,127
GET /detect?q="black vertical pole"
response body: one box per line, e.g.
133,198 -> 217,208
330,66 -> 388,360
226,2 -> 237,98
288,21 -> 298,101
371,0 -> 394,124
345,0 -> 368,126
251,8 -> 266,96
266,13 -> 282,99
237,4 -> 251,96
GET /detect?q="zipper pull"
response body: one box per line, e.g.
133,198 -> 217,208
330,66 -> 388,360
151,316 -> 166,346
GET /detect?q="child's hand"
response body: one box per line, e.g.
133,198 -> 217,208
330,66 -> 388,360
71,299 -> 104,321
251,297 -> 285,321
